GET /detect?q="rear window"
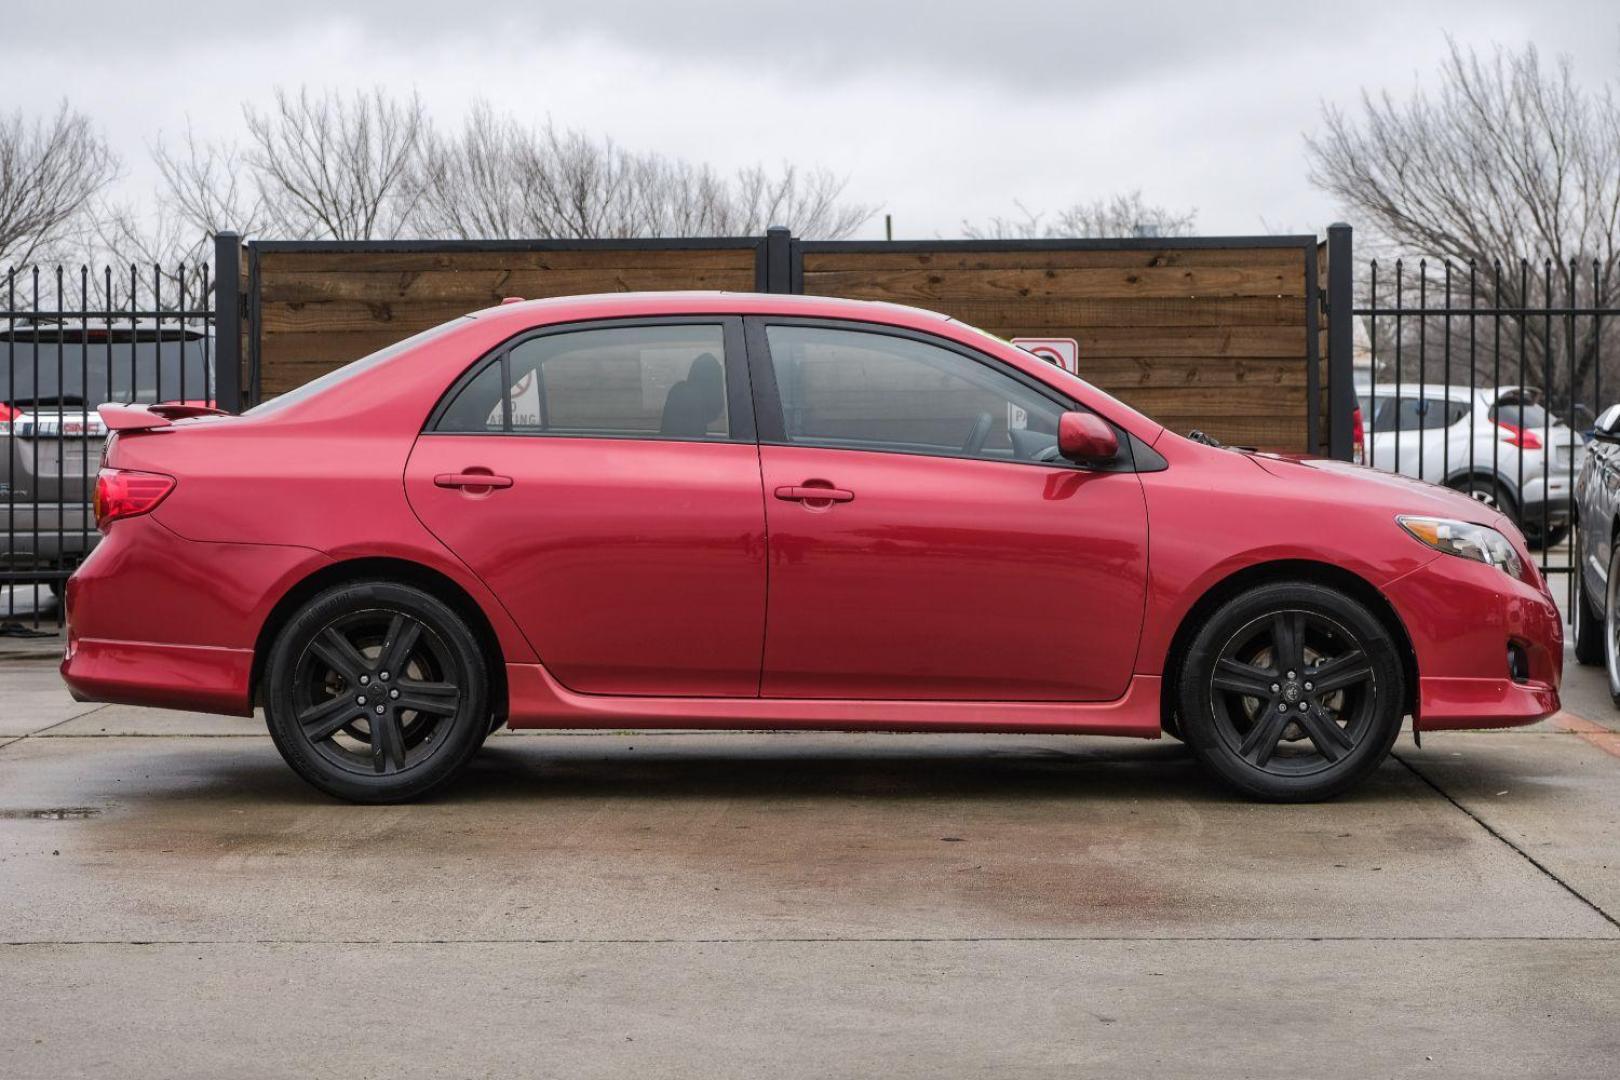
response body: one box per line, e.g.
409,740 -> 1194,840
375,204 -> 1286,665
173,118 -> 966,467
1490,402 -> 1549,429
245,319 -> 470,417
0,334 -> 211,406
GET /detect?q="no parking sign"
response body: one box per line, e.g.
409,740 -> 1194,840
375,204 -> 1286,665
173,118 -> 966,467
1011,337 -> 1079,374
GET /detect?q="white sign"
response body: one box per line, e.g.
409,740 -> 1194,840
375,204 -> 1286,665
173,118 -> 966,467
1012,337 -> 1079,374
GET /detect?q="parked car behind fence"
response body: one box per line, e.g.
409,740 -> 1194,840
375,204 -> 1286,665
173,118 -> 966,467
1355,378 -> 1583,549
2,322 -> 212,599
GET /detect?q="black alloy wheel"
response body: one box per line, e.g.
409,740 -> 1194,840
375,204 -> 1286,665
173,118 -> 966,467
265,581 -> 489,803
1179,581 -> 1405,801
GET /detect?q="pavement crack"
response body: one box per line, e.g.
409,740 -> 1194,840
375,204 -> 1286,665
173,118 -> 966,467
0,705 -> 110,752
1394,749 -> 1620,932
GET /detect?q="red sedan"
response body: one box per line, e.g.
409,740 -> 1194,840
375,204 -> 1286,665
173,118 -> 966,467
61,293 -> 1562,802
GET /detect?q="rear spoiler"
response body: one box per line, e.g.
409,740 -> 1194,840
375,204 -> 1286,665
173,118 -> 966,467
98,402 -> 229,432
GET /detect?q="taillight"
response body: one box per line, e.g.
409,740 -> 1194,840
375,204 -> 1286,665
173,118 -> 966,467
1351,405 -> 1365,465
0,402 -> 14,436
93,468 -> 175,532
1496,422 -> 1542,450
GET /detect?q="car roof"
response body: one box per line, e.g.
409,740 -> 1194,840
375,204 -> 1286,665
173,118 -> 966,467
1356,382 -> 1550,406
467,291 -> 954,333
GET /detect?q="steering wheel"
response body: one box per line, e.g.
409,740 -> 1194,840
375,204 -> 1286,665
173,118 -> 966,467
962,411 -> 993,455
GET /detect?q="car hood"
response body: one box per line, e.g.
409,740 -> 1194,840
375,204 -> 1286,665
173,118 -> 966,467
1243,451 -> 1515,530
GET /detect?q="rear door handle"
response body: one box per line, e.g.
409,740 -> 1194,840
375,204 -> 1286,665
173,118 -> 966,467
774,483 -> 854,503
434,472 -> 513,490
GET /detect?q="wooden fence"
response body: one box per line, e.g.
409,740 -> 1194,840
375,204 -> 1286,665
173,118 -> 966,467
223,231 -> 1333,453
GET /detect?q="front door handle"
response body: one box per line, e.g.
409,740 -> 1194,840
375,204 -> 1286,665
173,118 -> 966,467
434,471 -> 513,490
775,482 -> 854,504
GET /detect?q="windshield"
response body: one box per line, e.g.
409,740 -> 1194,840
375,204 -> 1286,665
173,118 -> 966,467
245,318 -> 471,417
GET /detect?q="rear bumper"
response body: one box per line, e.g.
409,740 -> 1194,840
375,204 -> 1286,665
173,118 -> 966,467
62,636 -> 254,716
1384,554 -> 1562,732
1517,493 -> 1570,529
0,503 -> 98,568
58,513 -> 329,716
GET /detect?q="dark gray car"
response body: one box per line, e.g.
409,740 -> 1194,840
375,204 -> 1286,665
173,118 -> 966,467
1570,403 -> 1620,699
2,324 -> 212,589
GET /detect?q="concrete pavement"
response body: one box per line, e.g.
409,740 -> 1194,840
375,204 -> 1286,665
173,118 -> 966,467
3,649 -> 1619,1077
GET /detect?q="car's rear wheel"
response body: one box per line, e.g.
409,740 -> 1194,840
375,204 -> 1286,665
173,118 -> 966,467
264,581 -> 489,803
1571,524 -> 1604,666
1177,581 -> 1405,802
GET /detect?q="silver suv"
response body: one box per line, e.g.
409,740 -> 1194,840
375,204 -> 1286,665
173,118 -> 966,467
2,323 -> 211,590
1355,380 -> 1584,548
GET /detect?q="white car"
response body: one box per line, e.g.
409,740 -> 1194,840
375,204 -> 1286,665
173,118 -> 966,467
1355,381 -> 1584,548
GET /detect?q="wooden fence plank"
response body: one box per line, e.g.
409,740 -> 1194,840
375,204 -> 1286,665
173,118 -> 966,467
802,265 -> 1305,302
802,247 -> 1305,272
260,267 -> 754,304
258,248 -> 758,274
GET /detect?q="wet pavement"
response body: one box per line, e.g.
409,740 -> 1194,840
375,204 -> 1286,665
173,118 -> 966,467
3,625 -> 1619,1076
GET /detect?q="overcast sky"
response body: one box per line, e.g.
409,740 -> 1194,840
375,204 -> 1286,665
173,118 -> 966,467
5,1 -> 1618,240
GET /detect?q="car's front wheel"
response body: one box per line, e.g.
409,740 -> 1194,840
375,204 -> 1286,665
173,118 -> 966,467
264,580 -> 489,803
1604,543 -> 1620,707
1177,581 -> 1405,802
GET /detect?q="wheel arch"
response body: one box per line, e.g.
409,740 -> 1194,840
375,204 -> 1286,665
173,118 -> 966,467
250,556 -> 509,722
1159,559 -> 1419,733
1443,467 -> 1517,502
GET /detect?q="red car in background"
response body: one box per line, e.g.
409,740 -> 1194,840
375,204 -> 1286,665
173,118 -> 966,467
61,293 -> 1561,803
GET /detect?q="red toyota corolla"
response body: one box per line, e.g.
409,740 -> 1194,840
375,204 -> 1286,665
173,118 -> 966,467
61,292 -> 1561,803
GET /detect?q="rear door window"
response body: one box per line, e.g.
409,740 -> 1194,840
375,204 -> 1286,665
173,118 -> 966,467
434,322 -> 740,441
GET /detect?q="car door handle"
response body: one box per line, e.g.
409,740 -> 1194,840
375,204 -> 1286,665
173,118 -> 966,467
775,483 -> 854,503
434,472 -> 513,490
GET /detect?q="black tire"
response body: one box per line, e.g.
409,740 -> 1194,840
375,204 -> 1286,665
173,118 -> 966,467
1447,475 -> 1518,523
1177,581 -> 1405,802
1525,522 -> 1568,551
264,580 -> 489,803
1605,543 -> 1620,709
1572,524 -> 1604,666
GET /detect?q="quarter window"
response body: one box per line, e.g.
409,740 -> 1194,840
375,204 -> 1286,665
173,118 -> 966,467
435,324 -> 730,438
763,325 -> 1067,462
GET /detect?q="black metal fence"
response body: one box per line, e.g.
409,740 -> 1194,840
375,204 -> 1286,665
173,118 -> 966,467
2,256 -> 220,631
1353,251 -> 1618,611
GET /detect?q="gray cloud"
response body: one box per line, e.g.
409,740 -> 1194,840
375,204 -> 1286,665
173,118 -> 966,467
5,1 -> 1618,239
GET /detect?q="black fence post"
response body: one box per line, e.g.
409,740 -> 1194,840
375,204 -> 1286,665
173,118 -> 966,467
213,231 -> 243,413
765,226 -> 793,294
1325,222 -> 1355,460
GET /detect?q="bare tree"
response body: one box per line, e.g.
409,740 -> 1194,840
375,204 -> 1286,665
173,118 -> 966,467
963,191 -> 1196,240
414,103 -> 872,240
0,102 -> 118,266
244,87 -> 426,240
1306,39 -> 1620,402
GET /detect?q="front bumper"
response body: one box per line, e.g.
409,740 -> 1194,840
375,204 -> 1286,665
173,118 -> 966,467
1383,553 -> 1562,731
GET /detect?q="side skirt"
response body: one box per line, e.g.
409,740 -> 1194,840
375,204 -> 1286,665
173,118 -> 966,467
504,664 -> 1162,737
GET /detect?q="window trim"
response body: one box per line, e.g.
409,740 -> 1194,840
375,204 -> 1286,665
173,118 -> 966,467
743,315 -> 1138,472
422,315 -> 754,443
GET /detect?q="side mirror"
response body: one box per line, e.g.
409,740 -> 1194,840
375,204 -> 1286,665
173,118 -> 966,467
1596,404 -> 1620,440
1057,411 -> 1119,465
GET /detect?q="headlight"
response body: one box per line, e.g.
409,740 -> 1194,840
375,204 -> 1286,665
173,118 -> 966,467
1397,516 -> 1523,578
